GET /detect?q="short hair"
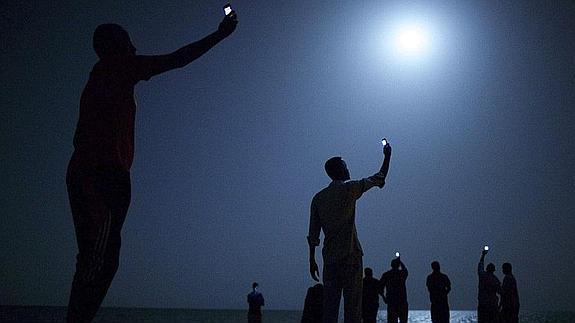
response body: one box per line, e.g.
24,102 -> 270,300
252,282 -> 258,289
364,267 -> 373,277
486,263 -> 496,273
431,261 -> 440,272
93,24 -> 130,58
502,262 -> 512,274
324,157 -> 344,179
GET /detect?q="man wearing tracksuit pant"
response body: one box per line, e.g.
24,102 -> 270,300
66,11 -> 237,322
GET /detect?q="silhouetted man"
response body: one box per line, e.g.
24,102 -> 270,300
307,143 -> 392,323
380,257 -> 408,323
65,11 -> 237,323
499,263 -> 519,323
248,282 -> 265,323
426,261 -> 451,323
477,249 -> 501,323
301,283 -> 323,323
362,267 -> 381,323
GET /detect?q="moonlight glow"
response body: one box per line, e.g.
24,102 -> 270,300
395,25 -> 428,55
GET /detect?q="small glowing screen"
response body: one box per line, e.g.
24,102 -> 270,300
395,252 -> 400,257
224,6 -> 232,15
484,245 -> 489,251
382,139 -> 387,146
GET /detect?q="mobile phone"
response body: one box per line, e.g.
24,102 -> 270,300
395,251 -> 400,257
381,138 -> 388,146
223,3 -> 232,16
484,245 -> 489,251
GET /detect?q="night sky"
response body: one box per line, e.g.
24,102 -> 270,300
2,0 -> 574,312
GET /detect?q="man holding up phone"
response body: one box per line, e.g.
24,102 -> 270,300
307,141 -> 392,323
65,8 -> 237,323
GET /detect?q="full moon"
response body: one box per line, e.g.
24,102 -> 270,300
395,25 -> 428,55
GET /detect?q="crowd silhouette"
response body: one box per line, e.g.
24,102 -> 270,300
64,4 -> 521,323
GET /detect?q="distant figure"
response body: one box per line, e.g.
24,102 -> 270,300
307,143 -> 392,323
65,11 -> 238,323
499,263 -> 519,323
379,257 -> 409,323
248,282 -> 265,323
362,268 -> 381,323
477,249 -> 501,323
301,283 -> 323,323
426,261 -> 451,323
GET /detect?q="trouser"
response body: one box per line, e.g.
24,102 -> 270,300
430,302 -> 450,323
499,308 -> 519,323
387,302 -> 408,323
322,258 -> 363,323
66,166 -> 131,323
248,311 -> 262,323
362,305 -> 378,323
477,305 -> 498,323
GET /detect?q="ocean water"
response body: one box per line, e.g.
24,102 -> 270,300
1,306 -> 574,323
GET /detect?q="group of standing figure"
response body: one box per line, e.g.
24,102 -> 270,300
64,4 -> 519,322
477,249 -> 520,323
304,148 -> 519,323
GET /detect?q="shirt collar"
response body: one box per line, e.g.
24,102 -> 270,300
329,180 -> 345,187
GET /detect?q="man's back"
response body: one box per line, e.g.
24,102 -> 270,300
72,57 -> 154,171
426,272 -> 450,304
248,291 -> 265,314
310,179 -> 377,264
478,272 -> 500,307
381,269 -> 408,305
501,274 -> 519,310
301,284 -> 323,323
363,276 -> 380,307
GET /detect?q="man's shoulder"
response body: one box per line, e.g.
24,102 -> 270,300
313,185 -> 333,200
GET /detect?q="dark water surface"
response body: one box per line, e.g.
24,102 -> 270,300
1,306 -> 574,322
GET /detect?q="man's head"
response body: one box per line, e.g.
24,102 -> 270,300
391,258 -> 400,269
93,24 -> 136,59
486,263 -> 496,273
324,157 -> 350,181
431,261 -> 440,272
252,282 -> 258,290
364,267 -> 373,278
502,262 -> 512,275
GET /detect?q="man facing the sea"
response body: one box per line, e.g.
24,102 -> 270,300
248,282 -> 265,323
307,142 -> 392,323
65,10 -> 237,323
477,249 -> 501,323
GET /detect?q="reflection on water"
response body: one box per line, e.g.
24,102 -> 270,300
1,307 -> 574,323
376,310 -> 476,323
375,310 -> 575,323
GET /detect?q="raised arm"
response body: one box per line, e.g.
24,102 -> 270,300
399,258 -> 408,277
377,143 -> 392,185
132,13 -> 238,80
348,143 -> 393,199
307,198 -> 321,282
478,250 -> 487,275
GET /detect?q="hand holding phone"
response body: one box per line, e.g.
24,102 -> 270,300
381,138 -> 391,157
218,3 -> 238,37
223,3 -> 232,16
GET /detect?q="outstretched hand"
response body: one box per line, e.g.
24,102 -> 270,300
218,11 -> 238,37
310,260 -> 320,282
383,143 -> 392,157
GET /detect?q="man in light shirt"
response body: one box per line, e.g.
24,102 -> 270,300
307,142 -> 392,323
